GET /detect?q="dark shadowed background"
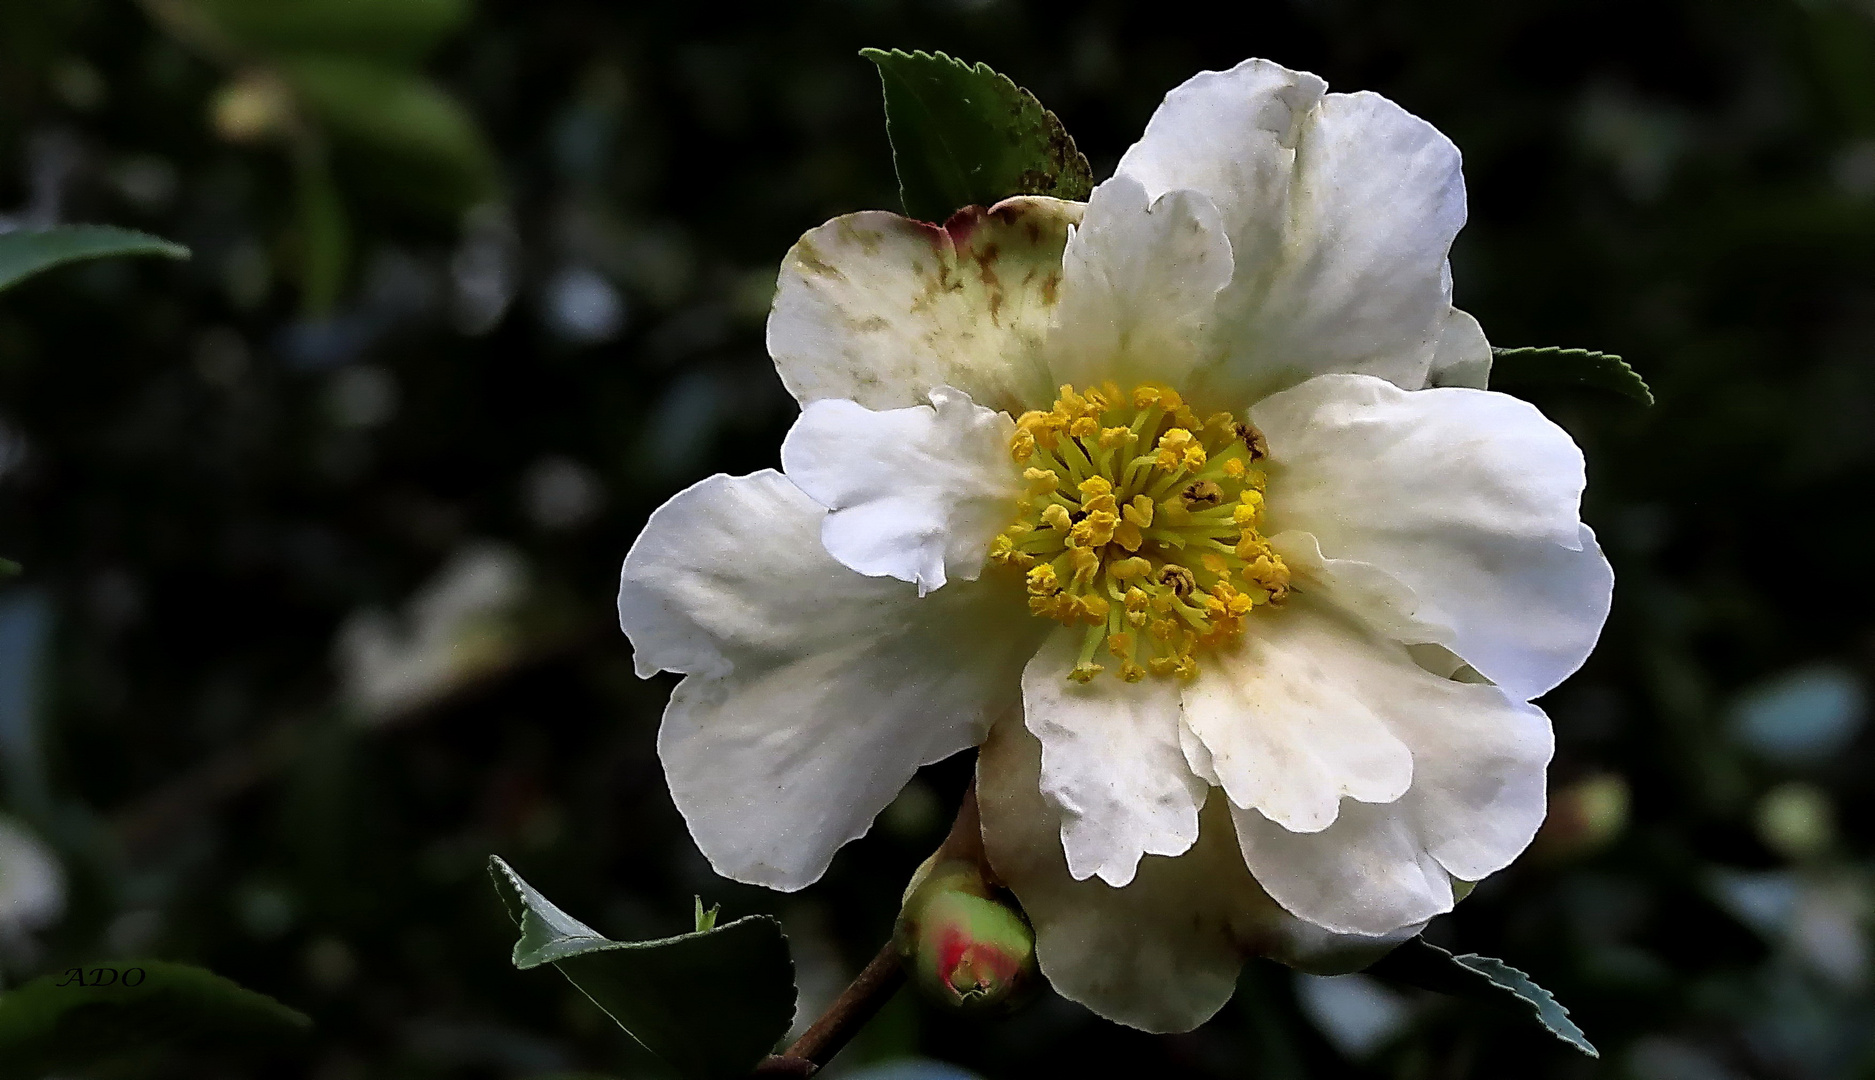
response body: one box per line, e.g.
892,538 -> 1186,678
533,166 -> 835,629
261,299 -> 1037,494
2,1 -> 1873,1077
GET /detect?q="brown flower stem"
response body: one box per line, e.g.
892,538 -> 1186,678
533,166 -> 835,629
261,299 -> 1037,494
753,782 -> 985,1077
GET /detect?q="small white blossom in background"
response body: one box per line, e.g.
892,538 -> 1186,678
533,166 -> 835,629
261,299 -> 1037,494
618,58 -> 1613,1031
0,814 -> 64,949
337,543 -> 530,723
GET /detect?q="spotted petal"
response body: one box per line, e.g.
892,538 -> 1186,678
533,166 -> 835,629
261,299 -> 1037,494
1253,373 -> 1612,701
768,198 -> 1083,415
617,470 -> 1042,890
1115,59 -> 1465,403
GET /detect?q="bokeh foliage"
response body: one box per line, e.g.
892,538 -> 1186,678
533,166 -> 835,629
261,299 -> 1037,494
3,0 -> 1875,1078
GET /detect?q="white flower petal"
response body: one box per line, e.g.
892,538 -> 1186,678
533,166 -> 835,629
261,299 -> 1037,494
767,199 -> 1082,414
1022,628 -> 1207,887
1046,176 -> 1233,391
1181,600 -> 1415,834
617,470 -> 1041,890
780,386 -> 1017,593
977,715 -> 1407,1032
1116,60 -> 1465,401
1254,374 -> 1612,700
1222,609 -> 1554,936
1427,306 -> 1493,389
1232,799 -> 1455,937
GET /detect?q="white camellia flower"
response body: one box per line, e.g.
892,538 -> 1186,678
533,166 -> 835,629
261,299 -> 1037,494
618,58 -> 1613,1032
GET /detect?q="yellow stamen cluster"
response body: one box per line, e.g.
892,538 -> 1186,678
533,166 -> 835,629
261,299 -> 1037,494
989,382 -> 1290,683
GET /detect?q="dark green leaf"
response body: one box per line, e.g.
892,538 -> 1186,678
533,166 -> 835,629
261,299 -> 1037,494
282,56 -> 500,214
0,960 -> 310,1074
861,48 -> 1092,223
193,0 -> 469,65
0,558 -> 19,577
1489,346 -> 1654,405
1366,937 -> 1597,1057
0,226 -> 189,293
490,856 -> 795,1080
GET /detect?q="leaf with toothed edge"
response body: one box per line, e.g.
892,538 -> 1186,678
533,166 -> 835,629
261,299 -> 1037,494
1488,346 -> 1653,405
1364,936 -> 1598,1057
489,856 -> 796,1080
862,48 -> 1093,224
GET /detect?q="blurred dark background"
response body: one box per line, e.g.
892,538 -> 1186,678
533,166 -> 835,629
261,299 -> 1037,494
2,0 -> 1873,1077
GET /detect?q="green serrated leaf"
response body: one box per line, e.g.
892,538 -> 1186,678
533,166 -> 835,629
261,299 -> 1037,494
282,56 -> 500,214
1488,346 -> 1654,405
0,959 -> 310,1073
1365,937 -> 1597,1057
861,48 -> 1093,223
490,857 -> 795,1080
0,226 -> 190,294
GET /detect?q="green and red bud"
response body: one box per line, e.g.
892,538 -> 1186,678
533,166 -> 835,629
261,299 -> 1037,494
894,857 -> 1038,1014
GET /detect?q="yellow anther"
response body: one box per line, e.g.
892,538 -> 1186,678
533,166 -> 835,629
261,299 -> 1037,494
1023,467 -> 1059,494
1026,564 -> 1060,596
1109,557 -> 1153,581
1010,428 -> 1036,462
1113,520 -> 1143,552
989,380 -> 1286,682
1122,495 -> 1154,528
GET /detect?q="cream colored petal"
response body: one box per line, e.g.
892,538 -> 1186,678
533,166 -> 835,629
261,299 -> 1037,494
978,716 -> 1406,1032
1045,175 -> 1233,392
1254,374 -> 1611,701
1427,306 -> 1493,389
1115,59 -> 1467,403
780,386 -> 1018,593
1021,628 -> 1207,887
1181,599 -> 1415,834
767,198 -> 1083,414
1217,606 -> 1554,936
618,470 -> 1043,890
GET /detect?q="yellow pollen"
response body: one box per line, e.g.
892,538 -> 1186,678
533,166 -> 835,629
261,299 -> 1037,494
990,382 -> 1290,682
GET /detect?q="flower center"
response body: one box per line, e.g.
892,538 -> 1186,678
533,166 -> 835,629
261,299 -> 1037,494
987,383 -> 1290,683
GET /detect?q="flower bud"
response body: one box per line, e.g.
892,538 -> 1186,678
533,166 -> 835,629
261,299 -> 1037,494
895,857 -> 1037,1014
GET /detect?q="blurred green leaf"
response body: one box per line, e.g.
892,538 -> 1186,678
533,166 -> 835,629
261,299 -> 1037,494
861,48 -> 1092,223
0,960 -> 311,1074
193,0 -> 469,65
292,152 -> 351,315
1489,346 -> 1654,405
0,558 -> 19,577
0,226 -> 189,293
490,857 -> 796,1080
282,55 -> 499,213
1366,937 -> 1597,1058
